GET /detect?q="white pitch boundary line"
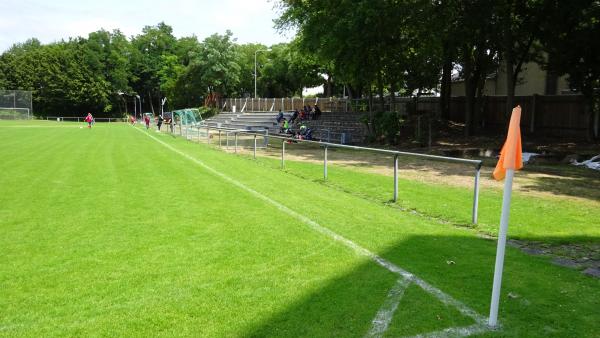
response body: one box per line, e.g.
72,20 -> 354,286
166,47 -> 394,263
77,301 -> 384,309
366,278 -> 411,338
407,323 -> 491,338
134,127 -> 491,337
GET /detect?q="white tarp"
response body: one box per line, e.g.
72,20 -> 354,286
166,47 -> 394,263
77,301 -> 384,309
571,154 -> 600,171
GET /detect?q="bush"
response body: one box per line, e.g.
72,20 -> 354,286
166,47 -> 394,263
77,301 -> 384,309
361,111 -> 405,144
198,106 -> 219,119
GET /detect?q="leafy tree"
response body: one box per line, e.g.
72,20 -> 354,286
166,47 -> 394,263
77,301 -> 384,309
494,0 -> 544,118
186,31 -> 241,98
539,0 -> 600,139
130,22 -> 177,114
234,43 -> 268,97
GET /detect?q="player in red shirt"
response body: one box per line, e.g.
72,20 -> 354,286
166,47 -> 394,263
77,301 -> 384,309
84,113 -> 93,128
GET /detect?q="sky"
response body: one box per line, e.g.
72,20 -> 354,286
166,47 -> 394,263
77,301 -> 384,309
0,0 -> 294,52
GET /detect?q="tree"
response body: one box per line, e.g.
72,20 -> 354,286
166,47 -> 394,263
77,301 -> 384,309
186,31 -> 241,98
540,0 -> 600,139
234,43 -> 268,97
130,22 -> 177,114
494,0 -> 544,119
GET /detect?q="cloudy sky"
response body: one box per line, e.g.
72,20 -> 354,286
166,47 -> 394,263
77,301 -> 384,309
0,0 -> 293,52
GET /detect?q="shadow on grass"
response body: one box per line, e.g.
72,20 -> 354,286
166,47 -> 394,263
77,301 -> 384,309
242,234 -> 600,337
520,175 -> 600,201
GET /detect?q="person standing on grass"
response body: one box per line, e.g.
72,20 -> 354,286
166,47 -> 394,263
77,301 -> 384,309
84,112 -> 93,128
144,114 -> 150,129
157,114 -> 164,131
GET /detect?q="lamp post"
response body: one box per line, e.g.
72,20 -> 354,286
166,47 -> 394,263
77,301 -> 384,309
161,97 -> 167,118
254,48 -> 270,99
135,94 -> 141,118
117,91 -> 127,116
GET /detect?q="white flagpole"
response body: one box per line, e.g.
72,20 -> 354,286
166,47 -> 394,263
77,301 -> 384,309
488,168 -> 515,327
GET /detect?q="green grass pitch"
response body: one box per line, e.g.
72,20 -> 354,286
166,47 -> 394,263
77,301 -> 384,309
0,120 -> 598,337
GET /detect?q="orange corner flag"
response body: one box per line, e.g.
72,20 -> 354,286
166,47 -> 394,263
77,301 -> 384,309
493,106 -> 523,181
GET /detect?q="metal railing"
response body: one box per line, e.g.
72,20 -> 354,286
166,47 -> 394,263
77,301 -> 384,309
176,124 -> 483,224
46,116 -> 126,123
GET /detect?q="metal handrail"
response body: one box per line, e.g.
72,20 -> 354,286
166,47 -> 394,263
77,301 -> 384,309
178,124 -> 482,224
210,127 -> 482,167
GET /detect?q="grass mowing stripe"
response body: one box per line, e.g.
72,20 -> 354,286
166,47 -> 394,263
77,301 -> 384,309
134,126 -> 490,335
2,122 -> 401,336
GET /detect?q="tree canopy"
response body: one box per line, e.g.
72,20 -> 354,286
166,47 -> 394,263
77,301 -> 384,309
0,23 -> 321,117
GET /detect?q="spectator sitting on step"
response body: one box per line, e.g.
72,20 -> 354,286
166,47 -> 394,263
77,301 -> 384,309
298,125 -> 313,140
282,119 -> 290,133
276,110 -> 284,123
299,109 -> 306,121
313,104 -> 322,120
290,109 -> 299,123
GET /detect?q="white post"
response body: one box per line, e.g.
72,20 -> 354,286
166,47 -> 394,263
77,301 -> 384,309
253,134 -> 257,159
281,140 -> 285,168
472,166 -> 481,224
488,169 -> 515,328
393,155 -> 399,202
234,132 -> 238,153
324,146 -> 328,180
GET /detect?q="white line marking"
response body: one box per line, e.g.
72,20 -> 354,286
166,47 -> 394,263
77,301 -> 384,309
406,323 -> 490,338
366,278 -> 411,338
134,127 -> 490,336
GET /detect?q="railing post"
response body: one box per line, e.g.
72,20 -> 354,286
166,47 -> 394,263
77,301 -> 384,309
226,132 -> 229,149
218,130 -> 222,147
472,164 -> 481,224
393,154 -> 399,202
234,132 -> 238,153
281,140 -> 285,168
207,127 -> 210,144
253,134 -> 257,159
324,145 -> 328,180
264,129 -> 269,147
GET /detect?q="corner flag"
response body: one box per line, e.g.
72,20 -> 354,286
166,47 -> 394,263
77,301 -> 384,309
488,105 -> 523,328
493,106 -> 523,181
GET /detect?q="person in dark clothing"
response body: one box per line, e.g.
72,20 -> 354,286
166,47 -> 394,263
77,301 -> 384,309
290,109 -> 299,123
313,104 -> 322,120
276,110 -> 284,123
157,115 -> 164,131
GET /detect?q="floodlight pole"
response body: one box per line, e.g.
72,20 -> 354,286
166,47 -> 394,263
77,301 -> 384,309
254,49 -> 270,99
161,97 -> 167,118
135,95 -> 141,119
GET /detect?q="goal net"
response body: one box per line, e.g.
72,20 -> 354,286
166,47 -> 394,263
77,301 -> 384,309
0,90 -> 33,120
